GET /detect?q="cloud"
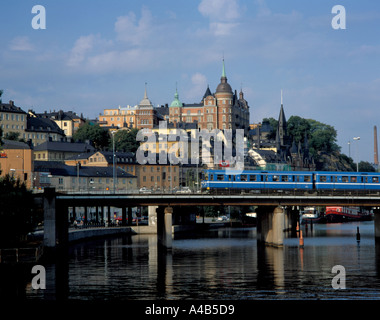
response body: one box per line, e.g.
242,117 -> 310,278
114,7 -> 153,46
9,36 -> 34,52
183,73 -> 208,102
67,34 -> 97,67
198,0 -> 241,36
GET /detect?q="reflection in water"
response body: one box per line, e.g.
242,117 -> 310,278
16,222 -> 380,299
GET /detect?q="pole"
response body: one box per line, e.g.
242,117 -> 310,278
112,131 -> 116,193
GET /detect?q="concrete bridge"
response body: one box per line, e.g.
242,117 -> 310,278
40,188 -> 380,250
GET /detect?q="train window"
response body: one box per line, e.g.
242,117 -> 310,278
320,176 -> 327,182
217,175 -> 224,181
205,174 -> 209,181
273,175 -> 279,182
249,175 -> 257,182
210,175 -> 214,181
304,176 -> 311,182
281,175 -> 288,182
373,177 -> 379,183
351,177 -> 357,183
342,176 -> 348,182
261,175 -> 268,182
241,175 -> 247,181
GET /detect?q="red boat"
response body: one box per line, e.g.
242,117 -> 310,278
325,206 -> 372,223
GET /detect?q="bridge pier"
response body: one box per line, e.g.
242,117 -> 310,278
257,206 -> 285,247
374,209 -> 380,239
157,206 -> 173,249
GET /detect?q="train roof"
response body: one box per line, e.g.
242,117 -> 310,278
203,169 -> 380,175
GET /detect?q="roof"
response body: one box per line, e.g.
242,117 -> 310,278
2,139 -> 32,150
38,110 -> 84,121
33,141 -> 96,153
0,101 -> 27,114
34,161 -> 136,178
26,116 -> 64,134
170,89 -> 183,108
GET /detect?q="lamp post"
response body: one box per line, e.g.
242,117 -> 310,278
112,131 -> 116,193
353,137 -> 360,172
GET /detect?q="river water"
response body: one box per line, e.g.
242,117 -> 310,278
20,221 -> 380,300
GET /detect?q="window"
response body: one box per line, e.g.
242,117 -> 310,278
342,176 -> 349,183
320,176 -> 327,182
217,174 -> 224,181
373,177 -> 379,183
249,175 -> 257,182
241,175 -> 247,181
281,175 -> 288,182
273,175 -> 279,182
304,176 -> 311,182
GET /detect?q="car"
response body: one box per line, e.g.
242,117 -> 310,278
139,187 -> 151,194
217,215 -> 228,221
176,187 -> 192,194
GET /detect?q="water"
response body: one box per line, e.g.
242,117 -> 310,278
20,221 -> 380,300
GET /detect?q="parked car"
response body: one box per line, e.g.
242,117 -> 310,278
176,187 -> 192,194
139,187 -> 151,194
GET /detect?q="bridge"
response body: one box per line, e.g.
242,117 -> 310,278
39,188 -> 380,251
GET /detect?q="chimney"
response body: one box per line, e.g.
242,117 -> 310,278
375,125 -> 379,165
9,100 -> 14,106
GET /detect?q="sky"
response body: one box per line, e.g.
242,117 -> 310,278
1,0 -> 380,163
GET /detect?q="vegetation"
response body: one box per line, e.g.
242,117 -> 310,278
73,122 -> 110,150
112,128 -> 140,153
0,175 -> 39,248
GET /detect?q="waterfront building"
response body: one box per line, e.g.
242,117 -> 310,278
33,140 -> 95,162
169,60 -> 250,135
33,160 -> 137,192
0,139 -> 33,189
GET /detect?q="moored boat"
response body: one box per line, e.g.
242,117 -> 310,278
301,207 -> 323,224
325,206 -> 373,223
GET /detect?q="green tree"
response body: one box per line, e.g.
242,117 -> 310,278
358,161 -> 376,172
287,116 -> 311,144
73,122 -> 110,150
262,117 -> 277,140
112,128 -> 139,153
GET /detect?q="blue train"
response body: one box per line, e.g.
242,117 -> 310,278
201,169 -> 380,192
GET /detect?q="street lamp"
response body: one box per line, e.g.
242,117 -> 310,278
112,131 -> 116,193
353,137 -> 360,172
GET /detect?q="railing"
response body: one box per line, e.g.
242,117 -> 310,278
0,246 -> 43,264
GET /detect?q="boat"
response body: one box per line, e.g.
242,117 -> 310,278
325,206 -> 373,223
300,207 -> 323,224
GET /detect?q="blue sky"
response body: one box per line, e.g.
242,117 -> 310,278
2,0 -> 380,163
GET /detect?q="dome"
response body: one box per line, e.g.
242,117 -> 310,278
215,60 -> 233,94
170,89 -> 183,107
139,84 -> 153,107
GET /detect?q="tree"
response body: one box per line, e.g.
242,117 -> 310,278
73,122 -> 110,150
112,128 -> 139,153
0,175 -> 37,247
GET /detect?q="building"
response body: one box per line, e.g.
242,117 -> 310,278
25,111 -> 66,146
65,150 -> 180,191
0,100 -> 27,138
169,60 -> 250,135
0,139 -> 33,189
33,140 -> 95,162
38,110 -> 86,137
98,61 -> 250,135
33,161 -> 137,192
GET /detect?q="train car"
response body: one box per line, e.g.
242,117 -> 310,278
201,169 -> 380,193
314,171 -> 380,191
201,170 -> 314,191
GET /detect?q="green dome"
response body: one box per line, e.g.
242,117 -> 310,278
170,89 -> 183,107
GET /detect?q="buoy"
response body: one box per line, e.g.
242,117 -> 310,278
356,226 -> 361,242
299,230 -> 304,248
